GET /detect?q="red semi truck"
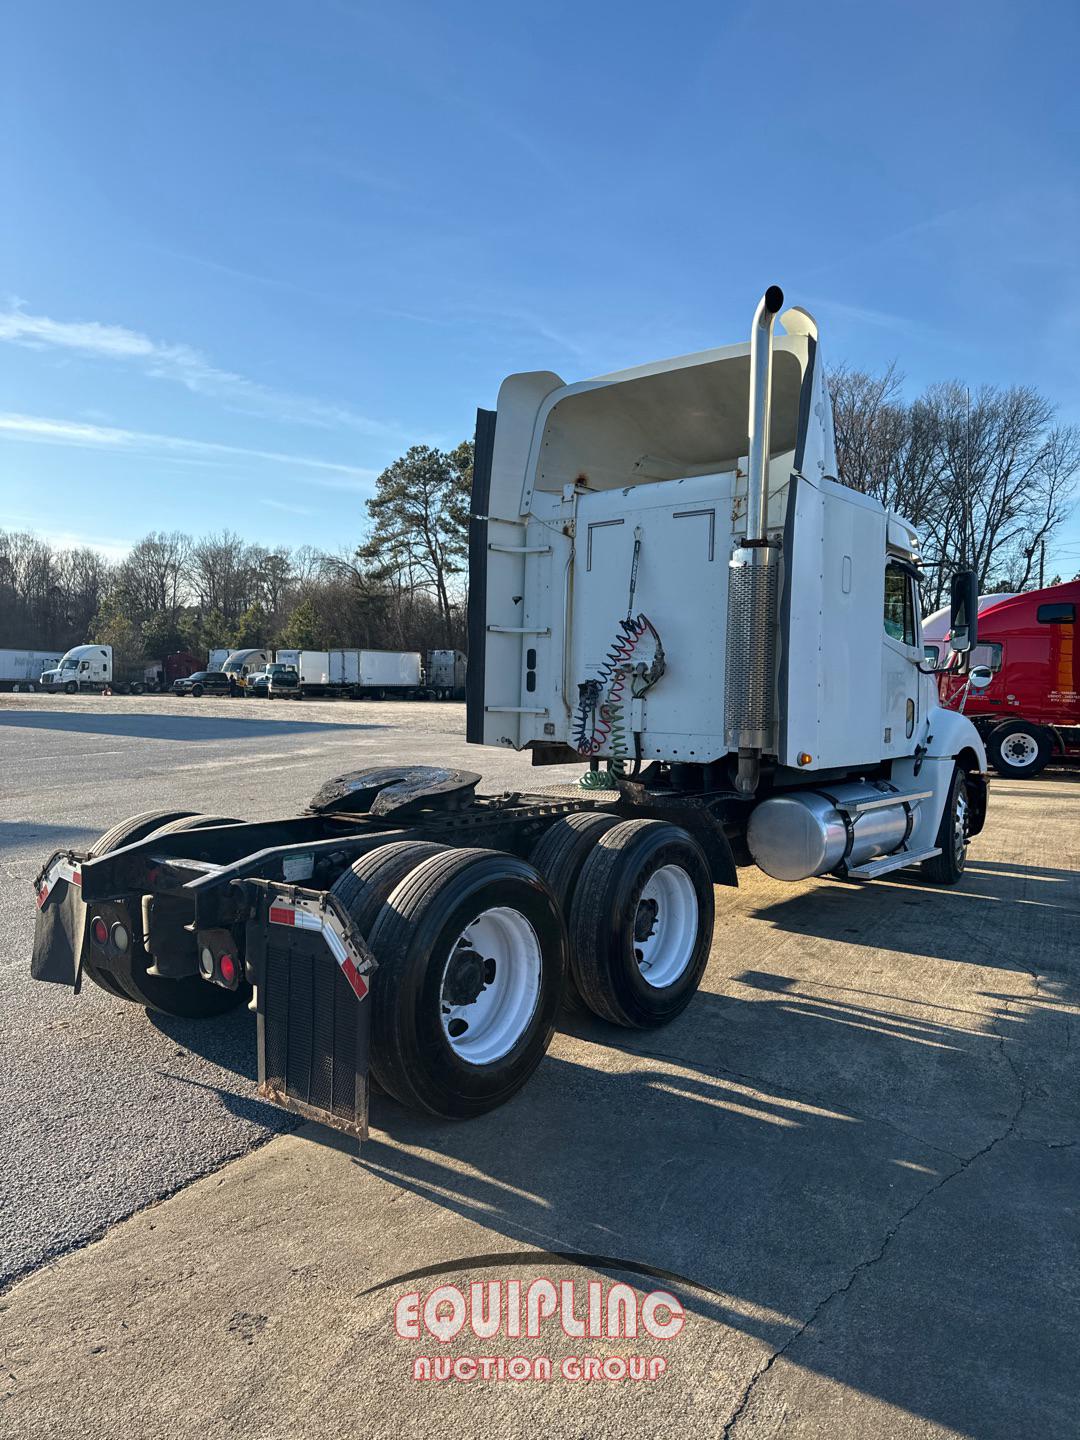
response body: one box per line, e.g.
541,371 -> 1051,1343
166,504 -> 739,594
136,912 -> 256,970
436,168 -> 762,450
938,580 -> 1078,777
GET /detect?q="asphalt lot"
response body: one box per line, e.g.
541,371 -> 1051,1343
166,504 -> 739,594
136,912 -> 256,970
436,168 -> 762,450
1,693 -> 1078,1439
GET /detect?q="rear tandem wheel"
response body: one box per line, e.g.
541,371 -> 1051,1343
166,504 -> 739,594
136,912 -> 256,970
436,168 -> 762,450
83,811 -> 247,1016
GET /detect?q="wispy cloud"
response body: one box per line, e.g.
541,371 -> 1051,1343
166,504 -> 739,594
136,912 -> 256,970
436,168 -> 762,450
260,496 -> 316,516
0,304 -> 401,439
800,297 -> 948,345
2,513 -> 133,562
0,411 -> 377,490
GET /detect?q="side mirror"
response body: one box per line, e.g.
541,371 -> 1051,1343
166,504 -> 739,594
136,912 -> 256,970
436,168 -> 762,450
923,647 -> 939,670
968,665 -> 993,691
950,571 -> 978,653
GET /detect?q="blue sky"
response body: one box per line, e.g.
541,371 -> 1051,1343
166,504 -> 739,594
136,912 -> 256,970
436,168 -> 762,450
3,0 -> 1079,570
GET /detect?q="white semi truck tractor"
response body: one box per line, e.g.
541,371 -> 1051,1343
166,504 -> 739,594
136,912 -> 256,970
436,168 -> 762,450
39,644 -> 152,695
30,288 -> 988,1140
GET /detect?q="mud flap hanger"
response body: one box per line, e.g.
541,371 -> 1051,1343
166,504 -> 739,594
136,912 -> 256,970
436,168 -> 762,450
258,883 -> 377,1001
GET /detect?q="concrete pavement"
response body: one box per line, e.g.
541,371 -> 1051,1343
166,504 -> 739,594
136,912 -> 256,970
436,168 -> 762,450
1,694 -> 1077,1437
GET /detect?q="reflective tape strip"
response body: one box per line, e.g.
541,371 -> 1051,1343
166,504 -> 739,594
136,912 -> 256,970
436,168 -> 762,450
36,858 -> 81,908
268,894 -> 370,1002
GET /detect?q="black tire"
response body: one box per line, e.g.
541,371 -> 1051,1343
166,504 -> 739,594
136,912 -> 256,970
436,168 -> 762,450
922,767 -> 970,885
330,840 -> 449,939
143,814 -> 241,838
987,720 -> 1052,779
89,809 -> 196,859
570,820 -> 714,1028
87,810 -> 246,1017
191,684 -> 203,697
366,848 -> 567,1118
64,681 -> 78,695
529,812 -> 621,1011
82,809 -> 196,1002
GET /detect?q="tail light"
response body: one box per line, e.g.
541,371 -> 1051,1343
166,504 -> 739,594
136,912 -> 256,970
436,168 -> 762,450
197,936 -> 241,988
91,916 -> 109,946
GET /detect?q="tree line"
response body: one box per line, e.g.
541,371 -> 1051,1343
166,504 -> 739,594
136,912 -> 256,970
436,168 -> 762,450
0,441 -> 472,662
2,368 -> 1077,661
829,368 -> 1079,608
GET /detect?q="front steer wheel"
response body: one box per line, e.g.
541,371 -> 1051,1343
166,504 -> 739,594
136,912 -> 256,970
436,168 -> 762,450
986,720 -> 1052,779
365,848 -> 567,1118
921,768 -> 970,886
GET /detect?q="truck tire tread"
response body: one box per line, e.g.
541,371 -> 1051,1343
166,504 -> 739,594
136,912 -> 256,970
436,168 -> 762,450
570,819 -> 714,1029
365,847 -> 566,1117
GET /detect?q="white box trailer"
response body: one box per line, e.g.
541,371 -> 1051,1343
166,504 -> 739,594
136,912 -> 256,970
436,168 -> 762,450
29,286 -> 992,1143
0,649 -> 62,691
270,648 -> 421,698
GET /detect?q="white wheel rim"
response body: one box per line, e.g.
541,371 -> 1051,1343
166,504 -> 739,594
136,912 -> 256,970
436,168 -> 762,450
634,864 -> 699,989
953,786 -> 968,864
1000,732 -> 1039,767
440,907 -> 542,1064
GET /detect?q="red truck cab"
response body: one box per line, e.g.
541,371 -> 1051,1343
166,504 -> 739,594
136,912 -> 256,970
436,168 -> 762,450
938,580 -> 1079,777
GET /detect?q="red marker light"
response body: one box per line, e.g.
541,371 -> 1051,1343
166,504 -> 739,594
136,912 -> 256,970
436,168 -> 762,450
218,953 -> 238,986
91,916 -> 109,946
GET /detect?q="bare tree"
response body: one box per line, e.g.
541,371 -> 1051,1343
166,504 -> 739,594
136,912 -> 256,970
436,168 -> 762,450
829,368 -> 1079,605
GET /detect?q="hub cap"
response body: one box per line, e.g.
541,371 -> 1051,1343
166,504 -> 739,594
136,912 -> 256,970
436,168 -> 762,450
634,864 -> 699,989
953,785 -> 969,865
1000,732 -> 1039,768
439,907 -> 542,1064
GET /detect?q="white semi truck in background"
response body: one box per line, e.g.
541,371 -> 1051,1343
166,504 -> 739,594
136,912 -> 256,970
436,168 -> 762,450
219,648 -> 270,692
31,286 -> 989,1142
426,648 -> 467,700
0,649 -> 62,692
39,645 -> 159,695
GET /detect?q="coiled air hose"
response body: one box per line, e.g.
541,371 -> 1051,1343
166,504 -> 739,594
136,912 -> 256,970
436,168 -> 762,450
574,614 -> 663,786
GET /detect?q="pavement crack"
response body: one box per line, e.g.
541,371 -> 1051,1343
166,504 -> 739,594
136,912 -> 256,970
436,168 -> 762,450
720,1032 -> 1031,1437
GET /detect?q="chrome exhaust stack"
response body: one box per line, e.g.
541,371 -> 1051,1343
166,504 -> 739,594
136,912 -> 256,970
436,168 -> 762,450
725,285 -> 784,795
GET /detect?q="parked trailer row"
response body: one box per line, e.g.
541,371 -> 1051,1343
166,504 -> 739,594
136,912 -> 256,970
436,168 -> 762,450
30,287 -> 990,1140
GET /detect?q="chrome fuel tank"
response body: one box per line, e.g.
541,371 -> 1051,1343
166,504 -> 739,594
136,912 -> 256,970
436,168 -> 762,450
747,782 -> 918,882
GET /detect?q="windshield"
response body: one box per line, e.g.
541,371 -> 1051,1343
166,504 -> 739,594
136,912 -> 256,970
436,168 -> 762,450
57,653 -> 82,672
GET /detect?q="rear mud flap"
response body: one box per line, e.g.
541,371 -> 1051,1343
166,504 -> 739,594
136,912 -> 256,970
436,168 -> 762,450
31,853 -> 87,986
248,888 -> 373,1141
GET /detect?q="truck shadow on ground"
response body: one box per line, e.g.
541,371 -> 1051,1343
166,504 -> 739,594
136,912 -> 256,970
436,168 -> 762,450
152,851 -> 1079,1438
746,859 -> 1080,969
0,709 -> 383,743
355,970 -> 1077,1439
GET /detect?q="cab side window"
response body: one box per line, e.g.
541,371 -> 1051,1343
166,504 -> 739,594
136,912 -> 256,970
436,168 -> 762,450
883,563 -> 917,647
970,641 -> 1003,672
1037,602 -> 1075,625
